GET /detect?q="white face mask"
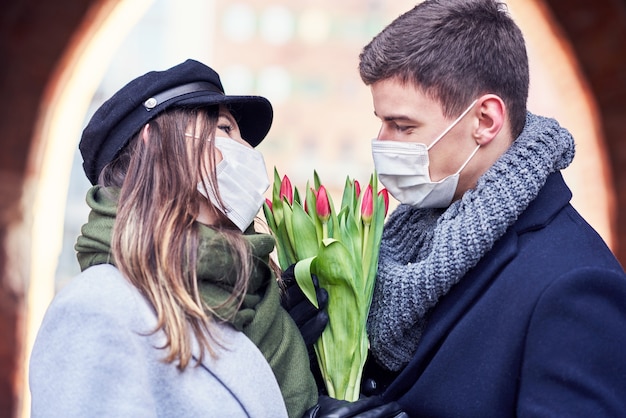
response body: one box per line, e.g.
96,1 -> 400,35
372,100 -> 479,208
198,136 -> 270,231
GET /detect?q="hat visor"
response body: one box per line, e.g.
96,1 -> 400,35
175,93 -> 273,147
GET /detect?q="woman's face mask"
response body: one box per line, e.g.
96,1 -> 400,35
197,136 -> 269,231
371,100 -> 479,208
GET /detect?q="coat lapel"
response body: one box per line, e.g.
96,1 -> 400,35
385,230 -> 518,399
384,172 -> 572,400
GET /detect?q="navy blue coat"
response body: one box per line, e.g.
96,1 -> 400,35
380,172 -> 626,417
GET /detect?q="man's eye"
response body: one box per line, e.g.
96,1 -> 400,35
394,123 -> 411,132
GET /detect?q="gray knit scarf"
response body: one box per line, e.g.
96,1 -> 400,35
368,112 -> 576,371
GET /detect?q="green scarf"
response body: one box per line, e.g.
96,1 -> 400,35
75,186 -> 317,417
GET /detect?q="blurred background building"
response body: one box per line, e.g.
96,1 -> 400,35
54,0 -> 414,291
1,0 -> 625,416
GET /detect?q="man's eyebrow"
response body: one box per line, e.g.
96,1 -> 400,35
374,111 -> 414,122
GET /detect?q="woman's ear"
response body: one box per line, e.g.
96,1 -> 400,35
141,123 -> 150,143
474,94 -> 505,145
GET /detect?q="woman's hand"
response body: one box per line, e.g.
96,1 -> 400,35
280,265 -> 329,347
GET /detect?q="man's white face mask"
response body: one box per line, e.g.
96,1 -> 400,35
371,100 -> 479,208
198,136 -> 269,231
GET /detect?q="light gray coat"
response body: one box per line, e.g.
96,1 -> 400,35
29,264 -> 288,417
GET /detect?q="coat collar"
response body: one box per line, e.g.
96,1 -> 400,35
514,172 -> 572,234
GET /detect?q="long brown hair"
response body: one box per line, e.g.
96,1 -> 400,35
100,106 -> 253,369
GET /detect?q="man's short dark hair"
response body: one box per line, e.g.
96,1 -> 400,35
359,0 -> 529,138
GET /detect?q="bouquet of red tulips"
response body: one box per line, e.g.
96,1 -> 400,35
263,168 -> 389,401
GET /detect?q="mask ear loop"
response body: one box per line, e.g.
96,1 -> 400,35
427,99 -> 478,151
455,143 -> 481,176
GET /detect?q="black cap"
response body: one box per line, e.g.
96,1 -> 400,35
79,59 -> 273,185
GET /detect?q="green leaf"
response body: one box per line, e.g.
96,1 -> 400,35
313,170 -> 321,190
324,190 -> 341,242
271,168 -> 283,225
276,214 -> 296,269
340,176 -> 354,211
283,202 -> 296,250
340,210 -> 362,273
272,167 -> 282,197
365,193 -> 386,296
262,201 -> 275,231
291,202 -> 319,259
294,257 -> 318,308
305,183 -> 323,244
294,187 -> 302,205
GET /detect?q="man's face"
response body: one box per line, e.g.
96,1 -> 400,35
370,77 -> 479,184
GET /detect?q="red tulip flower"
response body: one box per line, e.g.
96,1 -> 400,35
265,198 -> 272,212
354,180 -> 361,198
361,185 -> 373,225
316,185 -> 331,223
280,175 -> 293,204
378,188 -> 389,216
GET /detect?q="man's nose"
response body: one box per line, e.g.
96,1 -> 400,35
376,125 -> 394,141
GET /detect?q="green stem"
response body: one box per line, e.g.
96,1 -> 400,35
362,223 -> 370,278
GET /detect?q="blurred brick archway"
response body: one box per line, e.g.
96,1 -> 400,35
1,0 -> 625,416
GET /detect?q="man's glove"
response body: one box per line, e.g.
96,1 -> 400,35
280,265 -> 329,347
360,355 -> 400,397
303,395 -> 408,418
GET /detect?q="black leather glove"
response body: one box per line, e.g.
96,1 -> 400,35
280,265 -> 330,394
303,395 -> 408,418
280,265 -> 329,347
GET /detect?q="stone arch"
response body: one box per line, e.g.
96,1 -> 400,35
0,0 -> 625,416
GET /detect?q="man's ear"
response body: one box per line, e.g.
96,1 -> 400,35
474,94 -> 505,145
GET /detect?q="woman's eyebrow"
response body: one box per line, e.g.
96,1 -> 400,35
218,111 -> 237,123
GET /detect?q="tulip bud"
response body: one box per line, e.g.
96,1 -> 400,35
361,185 -> 373,225
316,185 -> 331,223
265,198 -> 273,212
280,175 -> 293,204
378,188 -> 389,216
354,180 -> 361,198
